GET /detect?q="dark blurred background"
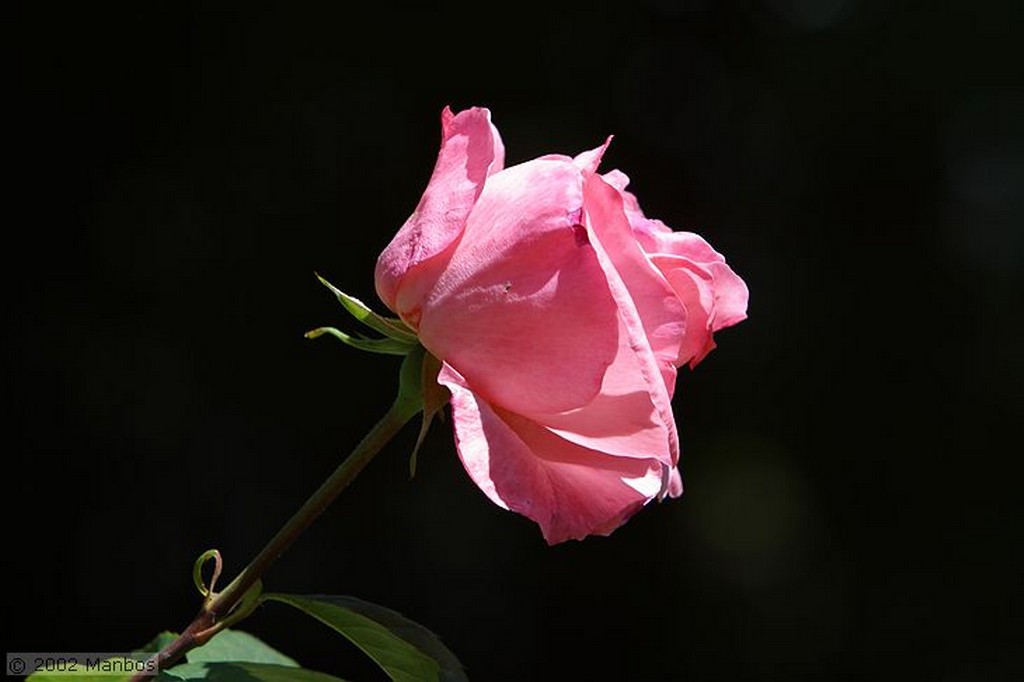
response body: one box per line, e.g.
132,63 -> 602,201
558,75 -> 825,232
7,1 -> 1022,680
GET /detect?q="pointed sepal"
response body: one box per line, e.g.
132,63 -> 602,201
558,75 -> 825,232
305,326 -> 417,355
410,350 -> 449,477
315,273 -> 418,343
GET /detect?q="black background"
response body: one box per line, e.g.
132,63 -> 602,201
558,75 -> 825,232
8,2 -> 1022,680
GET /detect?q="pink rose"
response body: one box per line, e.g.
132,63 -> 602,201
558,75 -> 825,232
375,107 -> 748,543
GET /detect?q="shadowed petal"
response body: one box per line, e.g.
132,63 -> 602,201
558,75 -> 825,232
581,173 -> 682,469
441,367 -> 665,544
648,235 -> 749,367
612,188 -> 749,368
526,311 -> 676,464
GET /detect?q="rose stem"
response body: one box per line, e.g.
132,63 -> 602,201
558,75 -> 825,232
128,397 -> 418,681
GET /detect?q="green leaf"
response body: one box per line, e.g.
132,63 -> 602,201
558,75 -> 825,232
135,631 -> 179,654
315,274 -> 418,343
158,662 -> 348,682
305,327 -> 417,356
185,630 -> 298,667
306,596 -> 466,682
263,593 -> 467,682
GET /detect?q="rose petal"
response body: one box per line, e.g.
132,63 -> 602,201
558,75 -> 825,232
572,136 -> 613,174
417,159 -> 619,415
649,240 -> 749,367
648,256 -> 717,367
601,169 -> 674,239
642,229 -> 726,264
375,106 -> 504,318
705,260 -> 750,331
601,168 -> 630,193
667,466 -> 684,498
581,173 -> 682,468
441,366 -> 665,544
527,310 -> 676,464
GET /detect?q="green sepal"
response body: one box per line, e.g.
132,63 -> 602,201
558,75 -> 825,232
314,274 -> 417,343
394,345 -> 427,419
410,351 -> 449,477
304,327 -> 417,356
